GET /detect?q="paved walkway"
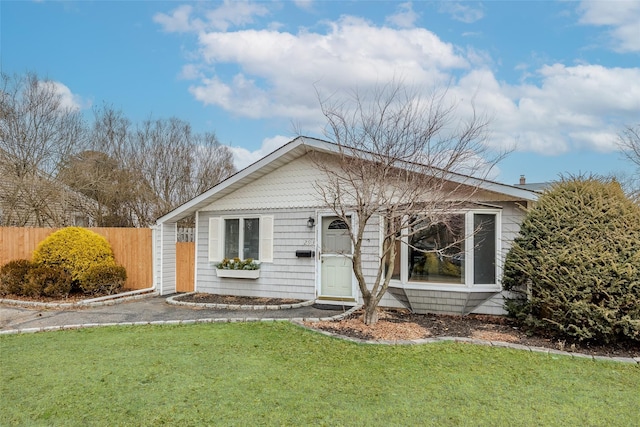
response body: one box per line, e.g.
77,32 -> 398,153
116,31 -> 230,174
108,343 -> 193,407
0,294 -> 348,333
2,294 -> 639,364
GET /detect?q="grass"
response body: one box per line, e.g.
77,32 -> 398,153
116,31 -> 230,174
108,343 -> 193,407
1,322 -> 639,426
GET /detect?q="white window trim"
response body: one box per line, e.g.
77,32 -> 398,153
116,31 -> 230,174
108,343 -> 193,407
208,215 -> 274,263
394,209 -> 502,289
466,210 -> 502,287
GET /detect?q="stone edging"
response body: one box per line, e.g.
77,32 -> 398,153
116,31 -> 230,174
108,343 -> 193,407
165,292 -> 318,311
0,289 -> 158,309
291,320 -> 640,365
0,307 -> 358,336
0,301 -> 636,364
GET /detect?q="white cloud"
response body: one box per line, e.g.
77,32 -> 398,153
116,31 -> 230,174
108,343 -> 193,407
229,135 -> 292,169
154,5 -> 203,33
154,1 -> 269,33
578,0 -> 640,52
204,0 -> 269,31
179,64 -> 204,80
385,2 -> 419,29
450,65 -> 640,154
293,0 -> 314,11
439,2 -> 484,24
157,7 -> 640,159
188,15 -> 467,124
39,81 -> 88,112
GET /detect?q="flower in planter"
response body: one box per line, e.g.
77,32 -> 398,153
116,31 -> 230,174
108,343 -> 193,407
216,258 -> 260,270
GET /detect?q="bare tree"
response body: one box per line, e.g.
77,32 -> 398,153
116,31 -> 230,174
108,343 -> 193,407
131,118 -> 235,225
311,81 -> 505,324
617,124 -> 640,202
60,106 -> 236,227
2,73 -> 235,228
0,72 -> 86,226
59,150 -> 134,226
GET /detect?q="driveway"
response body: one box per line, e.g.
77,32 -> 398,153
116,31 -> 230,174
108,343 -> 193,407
0,295 -> 348,333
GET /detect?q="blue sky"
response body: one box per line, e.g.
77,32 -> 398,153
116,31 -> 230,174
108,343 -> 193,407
2,1 -> 639,185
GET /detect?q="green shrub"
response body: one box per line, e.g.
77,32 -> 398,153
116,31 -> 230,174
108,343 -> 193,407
216,258 -> 259,270
80,264 -> 127,296
0,259 -> 34,296
503,177 -> 640,344
25,265 -> 73,298
33,227 -> 116,285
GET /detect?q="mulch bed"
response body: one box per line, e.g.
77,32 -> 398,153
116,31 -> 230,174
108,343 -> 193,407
309,308 -> 640,358
0,292 -> 95,303
174,293 -> 305,306
179,293 -> 639,358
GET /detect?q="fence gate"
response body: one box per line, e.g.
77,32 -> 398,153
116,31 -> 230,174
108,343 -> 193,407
176,242 -> 195,292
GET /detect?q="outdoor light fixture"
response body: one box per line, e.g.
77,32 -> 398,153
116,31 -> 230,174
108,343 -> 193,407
307,217 -> 315,228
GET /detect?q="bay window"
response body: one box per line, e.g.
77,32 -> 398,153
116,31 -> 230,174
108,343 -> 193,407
408,214 -> 465,284
391,211 -> 499,287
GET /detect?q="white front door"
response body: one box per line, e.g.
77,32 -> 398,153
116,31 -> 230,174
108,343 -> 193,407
320,216 -> 354,299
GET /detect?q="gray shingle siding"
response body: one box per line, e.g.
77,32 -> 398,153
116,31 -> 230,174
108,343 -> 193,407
160,222 -> 177,295
196,209 -> 318,300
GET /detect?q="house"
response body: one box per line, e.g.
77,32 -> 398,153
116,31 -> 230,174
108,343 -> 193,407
0,163 -> 95,228
154,137 -> 539,315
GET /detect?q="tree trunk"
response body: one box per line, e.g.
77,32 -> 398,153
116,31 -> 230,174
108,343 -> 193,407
362,299 -> 379,325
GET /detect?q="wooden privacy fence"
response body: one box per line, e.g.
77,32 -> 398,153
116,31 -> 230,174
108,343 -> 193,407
176,242 -> 195,292
0,227 -> 153,290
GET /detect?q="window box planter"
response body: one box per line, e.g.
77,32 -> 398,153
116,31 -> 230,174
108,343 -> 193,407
216,269 -> 260,279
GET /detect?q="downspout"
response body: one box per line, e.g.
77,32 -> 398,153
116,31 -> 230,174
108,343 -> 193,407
194,212 -> 199,293
151,224 -> 160,294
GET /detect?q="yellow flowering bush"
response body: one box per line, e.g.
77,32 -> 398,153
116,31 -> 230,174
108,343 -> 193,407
33,227 -> 117,285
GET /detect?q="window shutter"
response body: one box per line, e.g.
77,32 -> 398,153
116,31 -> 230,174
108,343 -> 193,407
260,215 -> 274,263
208,217 -> 222,262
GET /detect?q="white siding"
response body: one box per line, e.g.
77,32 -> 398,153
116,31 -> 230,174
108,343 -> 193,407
196,210 -> 318,300
202,155 -> 326,211
193,161 -> 529,313
160,222 -> 177,295
497,201 -> 527,258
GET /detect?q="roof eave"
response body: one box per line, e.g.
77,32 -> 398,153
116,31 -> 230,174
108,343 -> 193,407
156,136 -> 539,224
156,136 -> 315,224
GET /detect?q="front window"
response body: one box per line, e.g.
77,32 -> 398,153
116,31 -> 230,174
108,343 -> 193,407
473,214 -> 496,285
389,211 -> 499,286
409,215 -> 465,284
224,217 -> 260,260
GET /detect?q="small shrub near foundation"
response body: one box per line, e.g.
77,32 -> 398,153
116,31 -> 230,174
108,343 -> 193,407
80,264 -> 127,296
25,265 -> 73,298
0,259 -> 35,296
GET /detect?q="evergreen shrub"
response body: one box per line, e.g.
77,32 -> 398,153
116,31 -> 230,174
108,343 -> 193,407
25,265 -> 73,298
33,227 -> 117,285
0,259 -> 34,296
503,177 -> 640,344
80,264 -> 127,296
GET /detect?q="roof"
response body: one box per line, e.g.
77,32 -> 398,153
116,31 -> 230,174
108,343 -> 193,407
156,136 -> 540,224
514,182 -> 552,192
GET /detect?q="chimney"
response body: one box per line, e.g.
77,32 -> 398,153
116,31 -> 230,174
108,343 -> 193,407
519,175 -> 526,185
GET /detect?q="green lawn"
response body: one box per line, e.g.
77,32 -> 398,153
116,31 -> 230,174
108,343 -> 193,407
1,322 -> 638,426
